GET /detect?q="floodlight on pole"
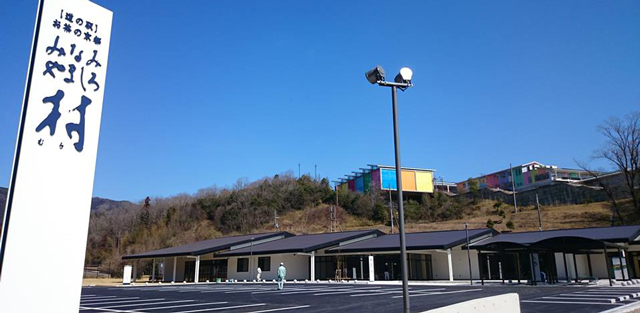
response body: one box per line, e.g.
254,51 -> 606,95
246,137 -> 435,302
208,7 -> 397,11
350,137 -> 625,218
365,65 -> 413,313
365,65 -> 385,84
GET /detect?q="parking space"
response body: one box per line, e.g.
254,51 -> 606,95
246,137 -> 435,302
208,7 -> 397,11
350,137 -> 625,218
81,283 -> 640,313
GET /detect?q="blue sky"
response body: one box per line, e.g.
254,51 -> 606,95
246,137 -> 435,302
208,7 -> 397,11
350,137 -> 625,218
1,0 -> 638,202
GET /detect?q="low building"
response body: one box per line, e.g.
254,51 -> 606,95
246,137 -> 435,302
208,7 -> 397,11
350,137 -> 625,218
457,161 -> 595,193
122,231 -> 292,283
335,164 -> 435,195
122,225 -> 640,285
326,229 -> 495,281
216,230 -> 383,281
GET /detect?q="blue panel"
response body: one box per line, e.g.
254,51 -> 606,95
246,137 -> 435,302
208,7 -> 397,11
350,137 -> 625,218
381,169 -> 397,190
355,177 -> 364,192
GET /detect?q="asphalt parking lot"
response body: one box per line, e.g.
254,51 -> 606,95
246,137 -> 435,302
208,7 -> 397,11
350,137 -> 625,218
80,283 -> 640,313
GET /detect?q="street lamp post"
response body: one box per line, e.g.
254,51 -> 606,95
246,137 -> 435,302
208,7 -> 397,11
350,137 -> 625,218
464,223 -> 473,285
366,65 -> 413,313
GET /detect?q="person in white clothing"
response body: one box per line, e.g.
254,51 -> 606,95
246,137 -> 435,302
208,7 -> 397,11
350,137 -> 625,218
256,267 -> 262,281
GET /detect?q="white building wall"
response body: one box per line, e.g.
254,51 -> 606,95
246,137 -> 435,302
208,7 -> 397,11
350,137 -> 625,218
451,248 -> 481,280
162,257 -> 187,282
430,252 -> 450,280
226,254 -> 310,281
554,250 -> 621,280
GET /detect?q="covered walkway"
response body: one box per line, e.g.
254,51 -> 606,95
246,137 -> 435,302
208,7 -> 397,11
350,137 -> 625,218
470,226 -> 640,286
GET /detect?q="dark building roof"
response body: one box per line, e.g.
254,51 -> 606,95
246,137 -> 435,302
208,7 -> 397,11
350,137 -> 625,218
326,229 -> 495,253
471,225 -> 640,251
217,230 -> 384,257
122,232 -> 293,260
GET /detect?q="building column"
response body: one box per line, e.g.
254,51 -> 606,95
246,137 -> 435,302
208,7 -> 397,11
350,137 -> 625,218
310,251 -> 315,281
447,248 -> 454,281
172,257 -> 177,283
133,263 -> 138,283
194,255 -> 201,283
604,245 -> 613,286
572,253 -> 579,283
151,259 -> 156,282
368,255 -> 375,282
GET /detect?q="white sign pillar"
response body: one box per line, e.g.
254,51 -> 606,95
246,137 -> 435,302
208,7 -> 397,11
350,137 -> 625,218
0,0 -> 112,311
122,265 -> 132,285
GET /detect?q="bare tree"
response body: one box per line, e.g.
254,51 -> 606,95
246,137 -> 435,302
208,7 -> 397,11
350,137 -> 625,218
594,111 -> 640,213
575,159 -> 624,225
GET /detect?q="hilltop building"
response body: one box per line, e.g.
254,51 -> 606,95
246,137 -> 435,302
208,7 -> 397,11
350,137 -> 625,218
457,161 -> 594,193
334,164 -> 435,195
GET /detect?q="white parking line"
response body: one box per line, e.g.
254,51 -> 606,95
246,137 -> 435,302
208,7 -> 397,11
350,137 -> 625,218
81,298 -> 165,305
392,289 -> 482,298
78,307 -> 134,313
559,293 -> 622,297
80,298 -> 166,306
522,300 -> 622,305
199,287 -> 255,293
351,291 -> 404,297
81,297 -> 139,303
252,288 -> 319,295
139,302 -> 228,311
225,288 -> 276,293
279,288 -> 367,296
244,305 -> 312,313
312,287 -> 397,296
172,303 -> 266,313
80,296 -> 119,301
90,300 -> 195,309
542,297 -> 615,303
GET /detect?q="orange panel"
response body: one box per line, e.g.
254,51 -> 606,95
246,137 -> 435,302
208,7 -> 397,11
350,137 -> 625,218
401,170 -> 416,191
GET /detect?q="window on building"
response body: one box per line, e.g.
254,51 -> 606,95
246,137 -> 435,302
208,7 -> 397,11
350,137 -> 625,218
237,258 -> 249,272
258,257 -> 271,271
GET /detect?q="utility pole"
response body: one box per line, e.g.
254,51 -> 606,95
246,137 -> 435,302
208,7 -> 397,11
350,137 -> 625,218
274,210 -> 279,230
510,163 -> 518,213
314,164 -> 317,181
536,194 -> 543,231
329,206 -> 335,232
298,163 -> 301,178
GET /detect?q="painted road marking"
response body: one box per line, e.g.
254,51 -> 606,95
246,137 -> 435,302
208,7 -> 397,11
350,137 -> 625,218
137,302 -> 229,311
541,297 -> 616,303
85,300 -> 195,309
79,298 -> 168,306
521,300 -> 622,305
244,305 -> 312,313
78,307 -> 133,313
81,297 -> 140,303
171,303 -> 266,313
80,296 -> 119,301
392,289 -> 482,298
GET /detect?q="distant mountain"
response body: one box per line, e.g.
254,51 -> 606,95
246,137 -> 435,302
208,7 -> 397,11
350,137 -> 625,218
90,196 -> 137,212
0,187 -> 135,212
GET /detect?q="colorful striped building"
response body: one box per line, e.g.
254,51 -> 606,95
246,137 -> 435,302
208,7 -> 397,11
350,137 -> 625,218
456,161 -> 594,193
335,165 -> 435,194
